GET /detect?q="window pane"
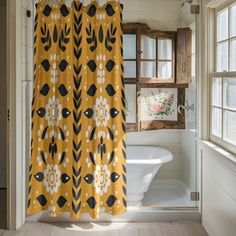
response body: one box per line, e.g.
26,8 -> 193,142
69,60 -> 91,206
223,78 -> 236,110
124,61 -> 136,78
212,107 -> 222,137
141,35 -> 156,60
217,41 -> 228,72
158,62 -> 172,79
224,110 -> 236,144
123,34 -> 136,59
230,39 -> 236,71
158,39 -> 172,60
212,78 -> 222,106
141,61 -> 156,78
125,84 -> 136,123
230,4 -> 236,37
217,8 -> 228,42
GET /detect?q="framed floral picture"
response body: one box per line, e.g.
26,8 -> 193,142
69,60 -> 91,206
141,88 -> 178,121
139,86 -> 185,130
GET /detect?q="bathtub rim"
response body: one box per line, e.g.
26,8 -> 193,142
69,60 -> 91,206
126,145 -> 173,164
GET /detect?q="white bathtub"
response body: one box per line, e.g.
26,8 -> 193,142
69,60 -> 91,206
126,145 -> 173,206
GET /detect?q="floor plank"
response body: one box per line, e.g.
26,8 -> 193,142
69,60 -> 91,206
0,222 -> 208,236
178,222 -> 209,236
137,223 -> 163,236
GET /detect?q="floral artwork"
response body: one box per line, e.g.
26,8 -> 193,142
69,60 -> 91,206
141,88 -> 178,121
146,92 -> 174,118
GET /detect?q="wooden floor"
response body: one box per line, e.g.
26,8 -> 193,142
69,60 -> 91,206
0,188 -> 208,236
0,222 -> 208,236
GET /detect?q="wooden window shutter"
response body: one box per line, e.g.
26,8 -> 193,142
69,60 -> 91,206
176,28 -> 192,84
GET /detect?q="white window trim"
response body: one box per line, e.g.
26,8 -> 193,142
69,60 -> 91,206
209,0 -> 236,155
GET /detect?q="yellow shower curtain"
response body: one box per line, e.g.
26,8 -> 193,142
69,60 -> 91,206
27,0 -> 126,219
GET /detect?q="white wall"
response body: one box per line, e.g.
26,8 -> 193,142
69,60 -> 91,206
199,1 -> 236,235
181,0 -> 199,27
68,0 -> 182,31
201,142 -> 236,236
0,0 -> 7,188
21,0 -> 34,212
123,0 -> 182,31
21,0 -> 33,75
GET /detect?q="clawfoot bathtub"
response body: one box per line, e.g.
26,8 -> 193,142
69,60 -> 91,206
126,146 -> 173,206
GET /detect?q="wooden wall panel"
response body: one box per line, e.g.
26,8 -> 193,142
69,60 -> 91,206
176,28 -> 192,84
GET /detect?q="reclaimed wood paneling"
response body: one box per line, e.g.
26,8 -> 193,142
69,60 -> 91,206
176,28 -> 192,84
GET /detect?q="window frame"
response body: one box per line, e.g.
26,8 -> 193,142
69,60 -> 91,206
139,31 -> 176,83
123,23 -> 188,132
210,1 -> 236,155
191,27 -> 196,79
123,27 -> 140,132
123,32 -> 137,83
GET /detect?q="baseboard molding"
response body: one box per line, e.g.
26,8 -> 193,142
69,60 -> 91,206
26,207 -> 200,223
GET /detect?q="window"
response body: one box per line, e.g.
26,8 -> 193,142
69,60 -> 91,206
123,23 -> 191,132
210,2 -> 236,153
124,34 -> 137,79
140,35 -> 174,82
123,28 -> 138,131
